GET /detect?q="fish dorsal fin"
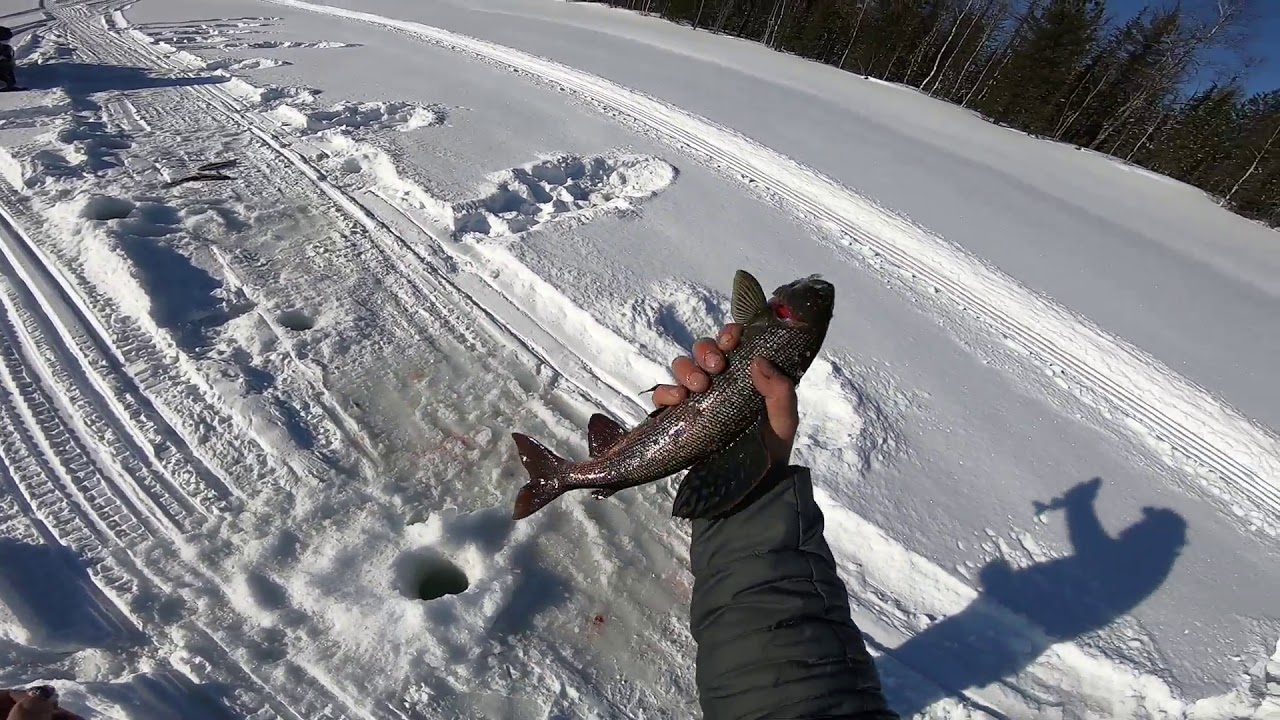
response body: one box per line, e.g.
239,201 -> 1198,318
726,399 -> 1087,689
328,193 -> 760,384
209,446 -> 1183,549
731,270 -> 768,325
588,413 -> 628,457
671,419 -> 772,519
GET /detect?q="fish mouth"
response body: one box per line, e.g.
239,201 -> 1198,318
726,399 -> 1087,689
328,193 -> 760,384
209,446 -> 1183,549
768,297 -> 816,327
771,275 -> 834,325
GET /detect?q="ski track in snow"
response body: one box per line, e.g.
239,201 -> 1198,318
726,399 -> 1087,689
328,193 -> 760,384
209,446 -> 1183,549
260,0 -> 1280,540
0,0 -> 1276,718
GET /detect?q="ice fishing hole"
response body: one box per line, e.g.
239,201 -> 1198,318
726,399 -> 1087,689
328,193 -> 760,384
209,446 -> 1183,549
416,561 -> 469,601
396,550 -> 470,601
276,309 -> 316,331
81,195 -> 136,221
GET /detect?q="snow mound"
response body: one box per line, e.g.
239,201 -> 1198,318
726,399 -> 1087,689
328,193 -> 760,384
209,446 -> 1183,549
622,278 -> 728,354
222,40 -> 359,50
167,49 -> 208,69
453,152 -> 678,237
796,354 -> 903,479
204,56 -> 291,71
128,20 -> 355,59
269,100 -> 445,134
47,197 -> 243,342
19,32 -> 74,63
1185,637 -> 1280,718
221,77 -> 320,107
0,147 -> 27,191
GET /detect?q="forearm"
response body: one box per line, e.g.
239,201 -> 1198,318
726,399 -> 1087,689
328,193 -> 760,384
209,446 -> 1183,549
689,466 -> 899,720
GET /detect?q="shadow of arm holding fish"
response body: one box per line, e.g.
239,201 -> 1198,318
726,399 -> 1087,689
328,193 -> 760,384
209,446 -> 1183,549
510,270 -> 900,719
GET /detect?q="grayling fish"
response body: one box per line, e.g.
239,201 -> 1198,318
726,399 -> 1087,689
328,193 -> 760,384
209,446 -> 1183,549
509,270 -> 835,521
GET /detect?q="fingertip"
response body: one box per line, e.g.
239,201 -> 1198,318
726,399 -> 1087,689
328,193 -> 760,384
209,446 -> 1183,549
685,368 -> 710,392
749,356 -> 774,378
718,323 -> 742,351
750,357 -> 795,393
671,355 -> 696,381
693,338 -> 725,373
652,384 -> 686,406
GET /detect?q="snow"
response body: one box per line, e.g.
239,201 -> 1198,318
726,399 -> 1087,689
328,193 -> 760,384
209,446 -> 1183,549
0,0 -> 1277,718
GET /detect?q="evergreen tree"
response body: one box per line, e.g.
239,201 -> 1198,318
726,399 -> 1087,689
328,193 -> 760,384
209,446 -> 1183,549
976,0 -> 1106,134
1143,83 -> 1243,189
1223,90 -> 1280,223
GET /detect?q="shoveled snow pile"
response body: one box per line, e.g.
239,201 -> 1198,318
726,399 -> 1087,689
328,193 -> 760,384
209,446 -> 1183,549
269,99 -> 445,133
452,152 -> 679,236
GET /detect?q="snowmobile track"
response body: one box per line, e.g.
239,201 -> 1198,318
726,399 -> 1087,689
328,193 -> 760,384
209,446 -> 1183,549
0,181 -> 280,502
0,201 -> 335,720
1,16 -> 302,500
0,287 -> 148,621
0,209 -> 362,720
0,7 -> 398,719
0,193 -> 233,531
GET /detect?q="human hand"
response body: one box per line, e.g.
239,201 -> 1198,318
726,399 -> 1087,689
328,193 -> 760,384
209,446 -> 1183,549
2,686 -> 81,720
1064,477 -> 1102,502
650,323 -> 799,466
1036,478 -> 1102,516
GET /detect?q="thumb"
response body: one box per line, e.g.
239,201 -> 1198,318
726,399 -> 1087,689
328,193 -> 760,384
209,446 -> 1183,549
8,697 -> 55,720
750,357 -> 798,445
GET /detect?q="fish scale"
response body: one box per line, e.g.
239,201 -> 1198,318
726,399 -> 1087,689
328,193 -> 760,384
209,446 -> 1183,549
510,270 -> 834,521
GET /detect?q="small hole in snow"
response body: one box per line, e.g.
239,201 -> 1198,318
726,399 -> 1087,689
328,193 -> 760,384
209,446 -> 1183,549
394,547 -> 471,601
276,309 -> 315,331
413,558 -> 469,601
81,195 -> 136,221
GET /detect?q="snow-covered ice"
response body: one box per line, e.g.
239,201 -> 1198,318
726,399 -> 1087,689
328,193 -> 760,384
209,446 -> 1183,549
0,0 -> 1277,718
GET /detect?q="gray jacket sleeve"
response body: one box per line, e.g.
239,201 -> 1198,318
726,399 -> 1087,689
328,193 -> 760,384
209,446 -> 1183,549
690,466 -> 899,720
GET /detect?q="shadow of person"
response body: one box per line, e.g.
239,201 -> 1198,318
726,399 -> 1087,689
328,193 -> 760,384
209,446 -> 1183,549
884,478 -> 1188,717
0,539 -> 137,653
18,62 -> 227,94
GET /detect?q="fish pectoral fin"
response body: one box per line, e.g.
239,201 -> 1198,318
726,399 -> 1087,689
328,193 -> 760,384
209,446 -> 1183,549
731,270 -> 768,325
588,413 -> 628,457
671,421 -> 771,520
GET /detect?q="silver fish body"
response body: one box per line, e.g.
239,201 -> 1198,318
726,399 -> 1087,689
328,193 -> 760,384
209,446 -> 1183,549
510,270 -> 834,520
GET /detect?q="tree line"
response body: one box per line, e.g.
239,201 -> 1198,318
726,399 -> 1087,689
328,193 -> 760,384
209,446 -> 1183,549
583,0 -> 1279,227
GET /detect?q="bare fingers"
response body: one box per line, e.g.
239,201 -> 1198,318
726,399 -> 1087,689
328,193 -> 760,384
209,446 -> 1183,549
717,323 -> 742,353
651,323 -> 743,408
651,383 -> 687,407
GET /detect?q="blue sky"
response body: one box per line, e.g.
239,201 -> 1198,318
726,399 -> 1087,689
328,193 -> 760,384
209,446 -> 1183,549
1106,0 -> 1280,93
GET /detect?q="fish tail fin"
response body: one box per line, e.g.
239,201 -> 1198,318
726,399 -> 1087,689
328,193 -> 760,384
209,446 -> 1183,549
511,433 -> 570,520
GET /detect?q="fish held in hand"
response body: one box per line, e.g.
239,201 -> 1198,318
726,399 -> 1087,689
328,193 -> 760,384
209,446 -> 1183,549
509,269 -> 835,521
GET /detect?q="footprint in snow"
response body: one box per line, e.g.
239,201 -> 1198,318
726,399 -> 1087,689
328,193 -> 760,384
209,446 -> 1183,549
452,152 -> 678,239
270,100 -> 446,134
